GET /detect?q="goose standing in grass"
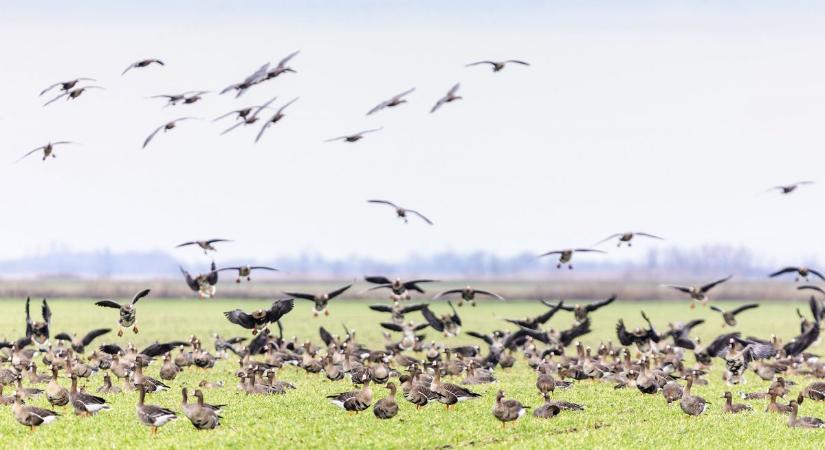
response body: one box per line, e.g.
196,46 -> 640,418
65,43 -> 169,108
366,88 -> 415,115
43,85 -> 104,106
224,298 -> 295,334
367,200 -> 434,225
539,248 -> 605,269
429,364 -> 481,410
142,117 -> 198,148
95,289 -> 150,336
16,141 -> 76,162
13,393 -> 59,432
46,365 -> 69,407
466,60 -> 529,72
218,264 -> 278,283
709,304 -> 759,327
721,391 -> 752,414
665,275 -> 732,308
327,379 -> 373,414
373,382 -> 399,419
39,78 -> 96,96
662,380 -> 683,405
182,388 -> 222,430
769,266 -> 825,283
492,390 -> 529,428
430,83 -> 462,113
97,372 -> 121,394
433,286 -> 505,307
788,400 -> 825,428
135,383 -> 177,435
679,372 -> 707,416
595,232 -> 663,247
25,297 -> 51,346
284,285 -> 352,317
69,374 -> 110,416
122,58 -> 164,75
181,262 -> 219,298
54,328 -> 111,353
325,127 -> 383,143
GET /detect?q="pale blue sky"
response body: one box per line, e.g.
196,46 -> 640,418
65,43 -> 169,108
1,1 -> 824,266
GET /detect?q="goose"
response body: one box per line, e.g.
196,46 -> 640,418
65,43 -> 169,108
398,374 -> 434,409
801,382 -> 825,401
255,97 -> 299,143
260,50 -> 300,81
43,85 -> 104,106
788,400 -> 825,428
546,295 -> 617,323
180,262 -> 219,299
182,388 -> 222,429
122,58 -> 164,75
665,275 -> 732,308
595,232 -> 663,247
69,374 -> 110,416
720,338 -> 777,385
504,301 -> 564,330
130,363 -> 170,394
709,304 -> 759,327
373,382 -> 399,419
533,393 -> 562,418
151,91 -> 208,107
364,276 -> 437,300
466,60 -> 529,72
97,372 -> 121,394
662,319 -> 704,350
429,364 -> 481,410
367,199 -> 433,225
218,265 -> 278,283
768,181 -> 814,195
492,390 -> 529,428
433,286 -> 505,307
539,248 -> 606,269
325,127 -> 383,143
143,117 -> 199,148
679,372 -> 707,416
367,88 -> 415,115
14,374 -> 43,399
284,285 -> 352,317
46,364 -> 69,407
220,63 -> 270,97
135,383 -> 177,434
16,141 -> 76,162
421,302 -> 462,337
539,390 -> 584,411
213,104 -> 272,123
224,298 -> 295,334
722,391 -> 751,414
54,328 -> 110,353
39,78 -> 96,96
25,297 -> 51,346
369,303 -> 428,325
13,393 -> 59,431
766,388 -> 793,414
430,83 -> 462,113
327,379 -> 373,414
94,289 -> 150,336
176,239 -> 231,254
159,354 -> 179,381
770,266 -> 825,283
662,380 -> 683,404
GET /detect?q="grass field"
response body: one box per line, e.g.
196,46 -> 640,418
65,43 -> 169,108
1,297 -> 824,449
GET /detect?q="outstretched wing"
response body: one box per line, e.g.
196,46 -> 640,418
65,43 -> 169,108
730,303 -> 760,316
615,320 -> 634,346
585,295 -> 617,312
535,301 -> 564,325
700,275 -> 732,293
406,209 -> 433,225
367,199 -> 399,209
319,326 -> 334,346
266,298 -> 295,322
466,331 -> 493,345
132,288 -> 151,305
447,301 -> 461,326
380,322 -> 403,332
81,328 -> 111,346
473,289 -> 505,301
25,297 -> 33,337
223,310 -> 255,329
368,304 -> 393,313
420,307 -> 444,332
326,284 -> 352,300
180,267 -> 199,291
283,291 -> 317,301
560,319 -> 591,346
365,275 -> 393,285
95,300 -> 122,309
769,267 -> 799,278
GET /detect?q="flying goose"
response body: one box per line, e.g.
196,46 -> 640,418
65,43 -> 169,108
220,63 -> 270,97
25,298 -> 51,346
284,285 -> 352,316
595,232 -> 663,247
261,50 -> 300,81
151,91 -> 208,107
255,97 -> 299,143
213,104 -> 272,123
218,265 -> 278,283
16,141 -> 76,162
39,78 -> 96,96
176,239 -> 231,254
433,286 -> 504,307
769,266 -> 825,283
544,295 -> 617,323
768,181 -> 814,195
181,262 -> 219,298
709,304 -> 759,327
122,59 -> 164,75
366,88 -> 415,115
466,60 -> 530,72
367,200 -> 433,225
430,83 -> 462,113
665,275 -> 732,307
94,288 -> 150,336
224,298 -> 295,334
325,127 -> 383,143
364,276 -> 437,300
54,328 -> 111,353
368,303 -> 428,325
539,248 -> 605,269
421,302 -> 462,337
142,117 -> 198,148
43,85 -> 104,106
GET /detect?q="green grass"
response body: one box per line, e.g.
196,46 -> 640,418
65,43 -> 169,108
2,298 -> 824,449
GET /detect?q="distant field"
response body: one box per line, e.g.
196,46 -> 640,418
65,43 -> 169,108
1,298 -> 823,449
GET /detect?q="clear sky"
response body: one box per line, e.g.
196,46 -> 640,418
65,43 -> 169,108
1,1 -> 824,266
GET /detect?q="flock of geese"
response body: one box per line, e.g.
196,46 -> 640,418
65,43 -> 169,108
9,50 -> 825,440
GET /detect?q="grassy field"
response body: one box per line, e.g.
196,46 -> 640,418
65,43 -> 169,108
1,297 -> 824,449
